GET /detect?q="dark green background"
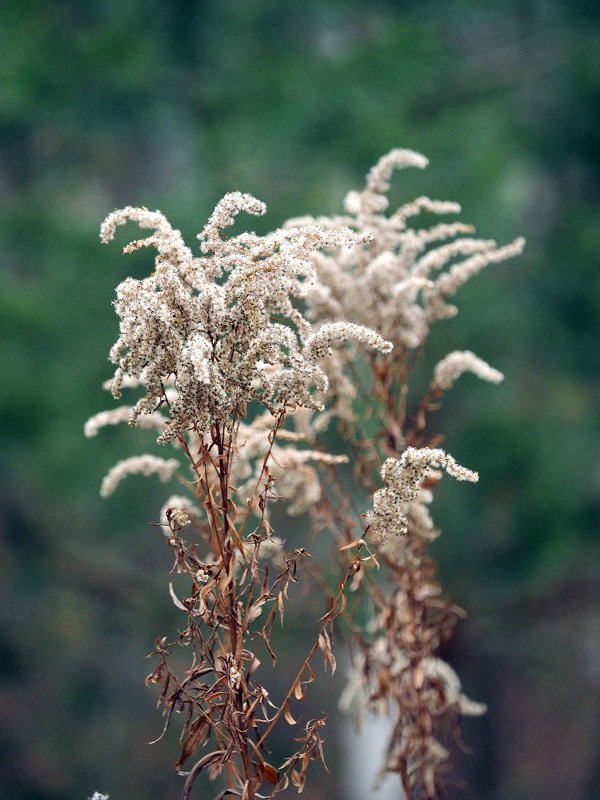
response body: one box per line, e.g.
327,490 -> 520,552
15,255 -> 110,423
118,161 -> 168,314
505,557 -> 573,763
1,2 -> 599,798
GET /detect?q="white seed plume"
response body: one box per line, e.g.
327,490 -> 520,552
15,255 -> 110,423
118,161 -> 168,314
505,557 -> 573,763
425,237 -> 526,321
304,322 -> 392,360
84,406 -> 168,437
419,658 -> 487,716
433,350 -> 504,391
367,447 -> 478,545
100,455 -> 179,498
344,148 -> 429,215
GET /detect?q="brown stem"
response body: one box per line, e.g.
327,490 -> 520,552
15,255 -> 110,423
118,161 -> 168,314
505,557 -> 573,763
215,422 -> 256,799
235,408 -> 286,540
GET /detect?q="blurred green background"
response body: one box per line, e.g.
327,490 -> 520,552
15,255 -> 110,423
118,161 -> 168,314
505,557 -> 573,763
1,1 -> 599,799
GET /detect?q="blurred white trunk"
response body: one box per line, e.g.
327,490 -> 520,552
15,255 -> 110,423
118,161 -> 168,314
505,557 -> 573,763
341,712 -> 405,800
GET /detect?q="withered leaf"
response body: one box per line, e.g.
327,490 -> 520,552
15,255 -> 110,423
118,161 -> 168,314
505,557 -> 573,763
158,673 -> 171,704
256,760 -> 279,784
283,702 -> 298,725
339,537 -> 364,552
317,631 -> 336,674
174,716 -> 210,770
148,704 -> 174,745
207,758 -> 225,781
318,590 -> 346,624
169,581 -> 187,611
303,663 -> 315,685
290,767 -> 306,794
253,628 -> 277,665
246,595 -> 268,625
145,663 -> 163,686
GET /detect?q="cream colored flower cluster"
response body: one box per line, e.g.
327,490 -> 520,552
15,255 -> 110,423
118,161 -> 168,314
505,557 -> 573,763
100,193 -> 391,443
100,454 -> 180,498
366,447 -> 478,546
286,147 -> 524,389
432,349 -> 504,391
84,406 -> 167,438
159,494 -> 200,532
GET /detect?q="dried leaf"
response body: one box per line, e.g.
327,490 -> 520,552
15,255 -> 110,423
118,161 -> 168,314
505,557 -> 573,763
240,649 -> 261,676
291,768 -> 306,794
145,662 -> 164,686
246,595 -> 267,625
253,628 -> 277,666
169,582 -> 187,611
148,704 -> 174,745
349,566 -> 364,592
283,702 -> 298,726
256,761 -> 279,785
303,663 -> 315,685
207,759 -> 225,781
174,718 -> 211,770
317,630 -> 336,674
339,538 -> 364,552
318,591 -> 345,624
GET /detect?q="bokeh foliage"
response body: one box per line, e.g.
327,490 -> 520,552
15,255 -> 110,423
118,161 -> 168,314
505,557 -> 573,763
1,2 -> 599,798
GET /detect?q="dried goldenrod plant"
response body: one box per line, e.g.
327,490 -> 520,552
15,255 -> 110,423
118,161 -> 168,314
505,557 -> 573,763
87,150 -> 523,799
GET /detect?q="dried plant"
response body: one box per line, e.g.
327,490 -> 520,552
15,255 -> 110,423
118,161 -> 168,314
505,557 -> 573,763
87,150 -> 523,799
